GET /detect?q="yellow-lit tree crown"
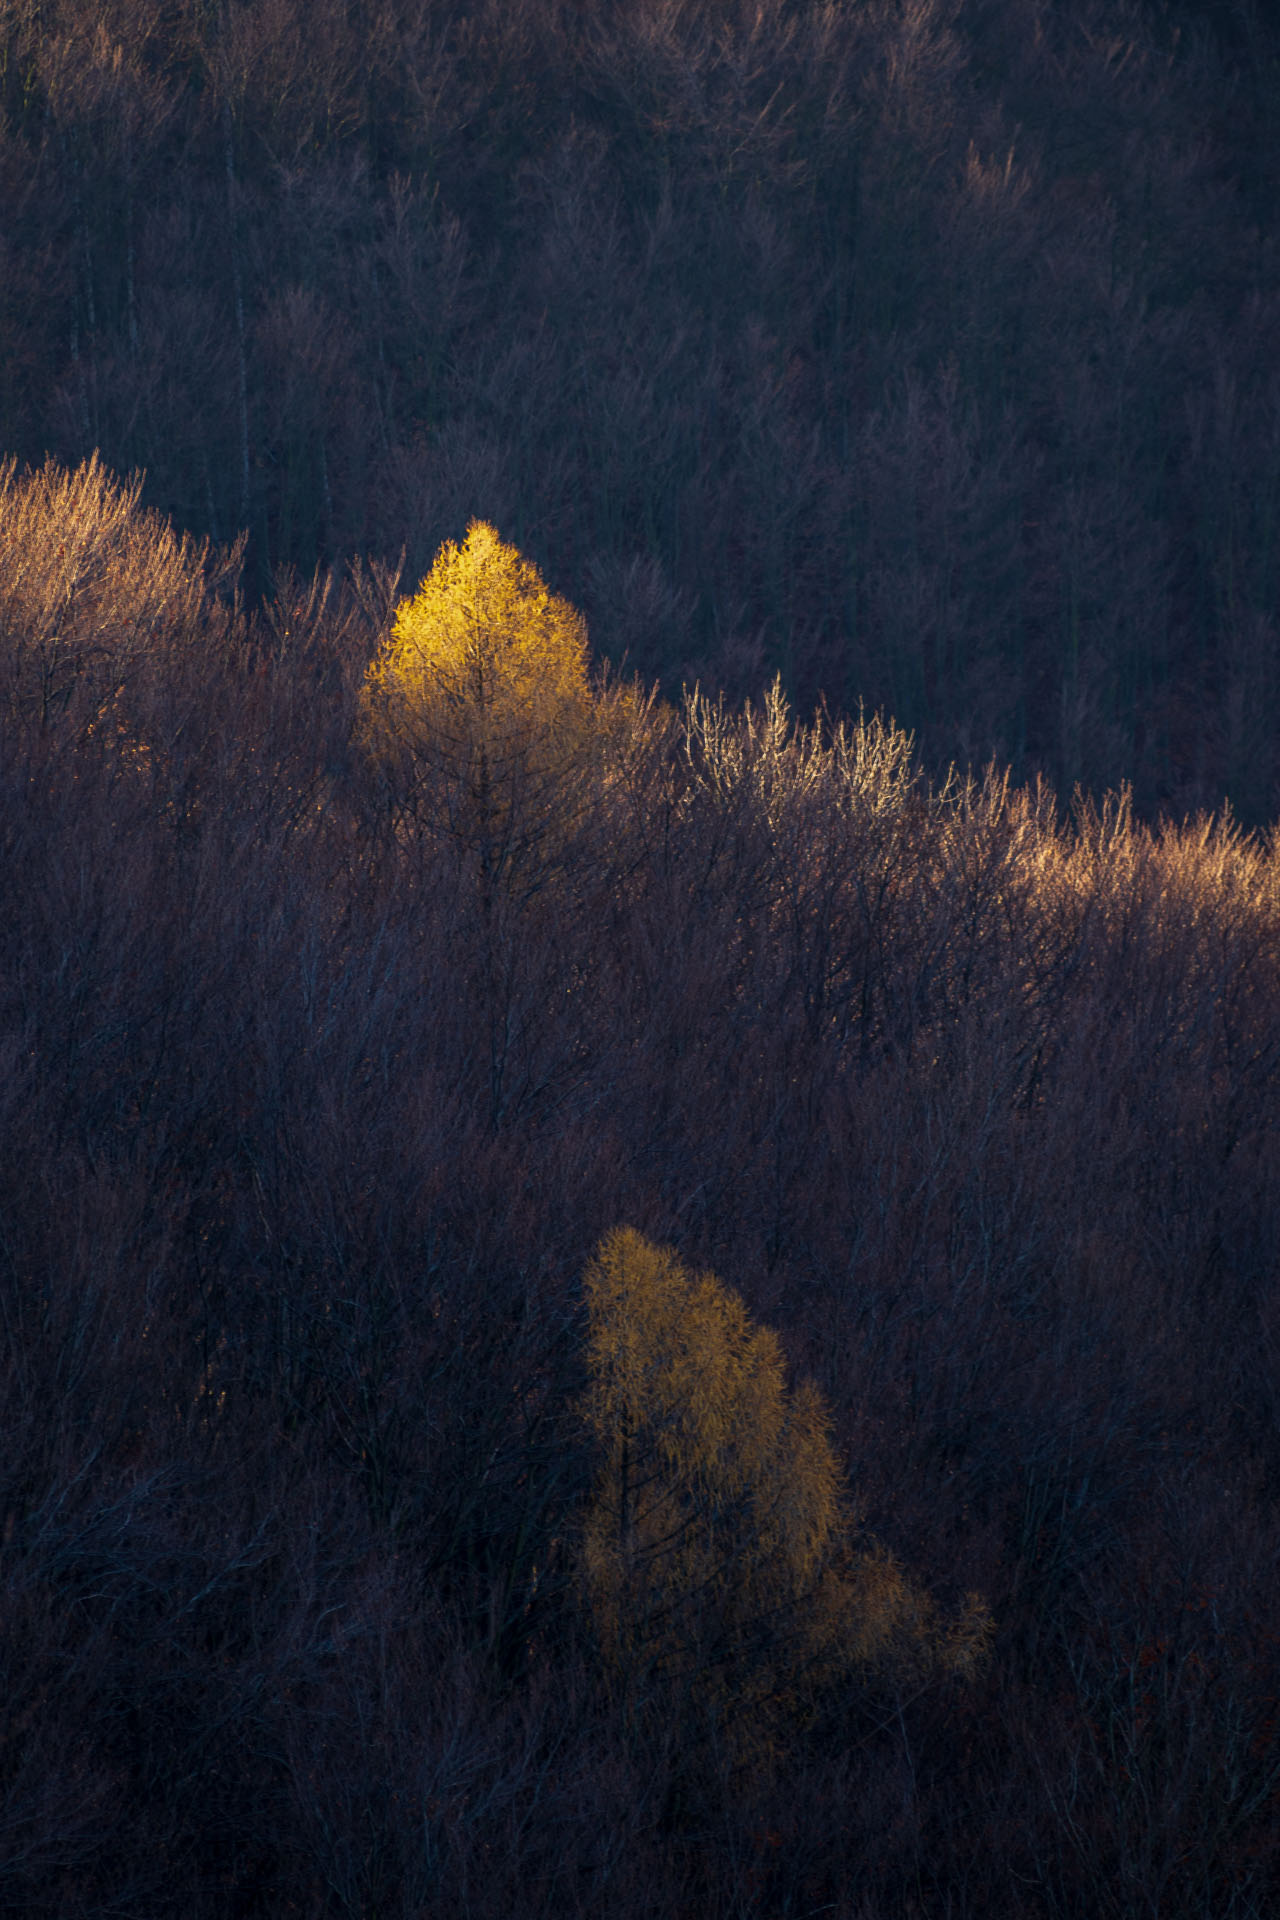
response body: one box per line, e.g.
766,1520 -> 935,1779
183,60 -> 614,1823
580,1227 -> 844,1610
578,1228 -> 992,1753
361,519 -> 590,770
358,521 -> 603,888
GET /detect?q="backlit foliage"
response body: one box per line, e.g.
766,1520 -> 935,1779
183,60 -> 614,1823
359,521 -> 597,876
579,1228 -> 991,1748
0,453 -> 230,733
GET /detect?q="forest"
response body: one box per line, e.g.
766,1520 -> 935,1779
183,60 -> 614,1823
3,1 -> 1280,1915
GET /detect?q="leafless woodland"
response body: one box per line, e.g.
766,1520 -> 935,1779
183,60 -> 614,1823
3,3 -> 1280,1914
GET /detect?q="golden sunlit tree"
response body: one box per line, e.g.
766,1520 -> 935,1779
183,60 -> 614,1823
579,1228 -> 991,1755
358,520 -> 598,889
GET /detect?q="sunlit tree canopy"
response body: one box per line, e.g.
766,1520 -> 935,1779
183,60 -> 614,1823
579,1228 -> 991,1750
361,519 -> 590,771
359,520 -> 599,877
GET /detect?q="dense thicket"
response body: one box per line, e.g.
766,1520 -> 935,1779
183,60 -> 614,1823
3,456 -> 1280,1915
1,0 -> 1279,812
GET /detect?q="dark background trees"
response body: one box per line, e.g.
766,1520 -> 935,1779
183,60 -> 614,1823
1,0 -> 1278,813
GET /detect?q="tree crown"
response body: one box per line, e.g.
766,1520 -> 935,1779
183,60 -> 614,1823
360,519 -> 591,770
578,1228 -> 992,1754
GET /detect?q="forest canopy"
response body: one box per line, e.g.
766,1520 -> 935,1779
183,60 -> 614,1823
2,456 -> 1280,1914
5,0 -> 1280,1912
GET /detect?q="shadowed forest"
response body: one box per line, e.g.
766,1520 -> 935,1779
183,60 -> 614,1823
4,2 -> 1280,1916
